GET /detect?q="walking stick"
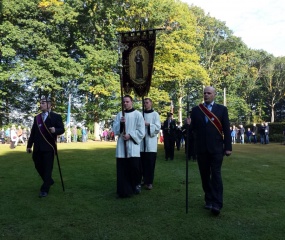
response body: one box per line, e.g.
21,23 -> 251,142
120,73 -> 127,158
56,152 -> 65,191
186,101 -> 190,214
142,96 -> 146,152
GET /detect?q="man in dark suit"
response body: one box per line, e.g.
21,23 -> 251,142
188,86 -> 232,215
27,96 -> 65,198
162,113 -> 176,160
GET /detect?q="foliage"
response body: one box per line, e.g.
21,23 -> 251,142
0,0 -> 285,128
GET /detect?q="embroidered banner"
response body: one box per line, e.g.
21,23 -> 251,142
119,30 -> 157,97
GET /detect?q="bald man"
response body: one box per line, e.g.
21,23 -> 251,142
188,86 -> 232,215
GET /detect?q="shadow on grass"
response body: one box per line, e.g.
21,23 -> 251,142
1,142 -> 285,239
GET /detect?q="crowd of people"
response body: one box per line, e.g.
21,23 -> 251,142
230,122 -> 270,144
0,125 -> 30,148
99,128 -> 116,142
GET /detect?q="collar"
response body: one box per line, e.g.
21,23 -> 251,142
124,108 -> 135,113
144,109 -> 154,113
204,101 -> 214,107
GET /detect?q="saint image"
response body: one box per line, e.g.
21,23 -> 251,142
134,49 -> 144,80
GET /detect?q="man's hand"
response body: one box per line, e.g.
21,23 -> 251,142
186,117 -> 191,125
26,148 -> 32,153
123,134 -> 131,141
49,127 -> 55,133
120,117 -> 126,123
145,121 -> 150,126
225,150 -> 232,156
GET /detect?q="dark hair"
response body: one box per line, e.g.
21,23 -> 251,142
40,96 -> 51,102
123,95 -> 133,101
144,98 -> 152,103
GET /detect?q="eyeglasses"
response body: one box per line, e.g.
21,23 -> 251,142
204,92 -> 212,95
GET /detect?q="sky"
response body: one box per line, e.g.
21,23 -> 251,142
182,0 -> 285,57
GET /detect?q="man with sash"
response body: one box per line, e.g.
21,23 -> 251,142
27,96 -> 65,198
187,86 -> 232,215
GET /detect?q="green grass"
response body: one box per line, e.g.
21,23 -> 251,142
0,141 -> 285,240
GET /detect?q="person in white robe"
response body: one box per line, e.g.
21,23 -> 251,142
113,95 -> 145,198
140,98 -> 160,190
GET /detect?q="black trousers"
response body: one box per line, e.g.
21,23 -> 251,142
197,152 -> 224,209
116,157 -> 141,197
164,136 -> 175,160
140,152 -> 157,185
33,151 -> 54,192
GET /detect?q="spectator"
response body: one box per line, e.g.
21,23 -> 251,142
72,126 -> 78,142
0,128 -> 5,144
246,128 -> 252,143
22,128 -> 27,143
259,123 -> 265,144
252,123 -> 258,144
5,127 -> 11,144
81,127 -> 87,142
66,127 -> 71,143
102,129 -> 108,141
15,126 -> 25,146
239,124 -> 245,144
10,125 -> 18,149
264,122 -> 269,144
231,126 -> 236,144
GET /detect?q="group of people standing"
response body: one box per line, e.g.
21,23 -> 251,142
1,125 -> 30,148
230,122 -> 270,144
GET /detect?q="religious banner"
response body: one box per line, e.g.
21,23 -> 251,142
119,29 -> 157,97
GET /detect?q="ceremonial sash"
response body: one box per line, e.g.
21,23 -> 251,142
36,114 -> 57,155
198,104 -> 223,137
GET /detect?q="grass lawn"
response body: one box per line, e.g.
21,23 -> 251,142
0,141 -> 284,240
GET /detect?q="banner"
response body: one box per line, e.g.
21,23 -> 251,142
119,30 -> 157,97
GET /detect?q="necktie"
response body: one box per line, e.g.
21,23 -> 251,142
42,113 -> 47,121
205,104 -> 211,123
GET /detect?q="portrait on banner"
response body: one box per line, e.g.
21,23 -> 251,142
129,46 -> 149,84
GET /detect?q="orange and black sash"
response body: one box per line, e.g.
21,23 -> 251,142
36,113 -> 57,155
198,104 -> 223,137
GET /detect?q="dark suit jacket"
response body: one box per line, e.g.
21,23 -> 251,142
27,111 -> 65,152
190,103 -> 232,154
162,119 -> 176,139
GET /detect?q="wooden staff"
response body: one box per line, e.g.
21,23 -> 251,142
119,70 -> 127,158
186,100 -> 190,213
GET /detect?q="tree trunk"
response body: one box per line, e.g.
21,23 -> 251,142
178,96 -> 183,124
271,105 -> 275,123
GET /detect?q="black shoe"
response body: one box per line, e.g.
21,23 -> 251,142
204,204 -> 212,210
134,185 -> 141,194
39,191 -> 48,198
211,206 -> 221,215
165,158 -> 168,161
